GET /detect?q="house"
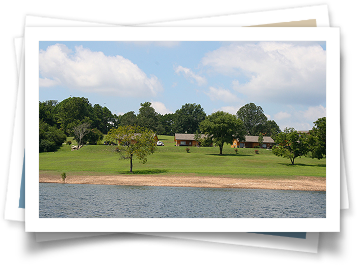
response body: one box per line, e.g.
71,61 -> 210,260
231,135 -> 275,149
297,130 -> 310,135
174,133 -> 212,147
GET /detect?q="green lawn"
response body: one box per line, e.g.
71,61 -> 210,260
39,135 -> 326,179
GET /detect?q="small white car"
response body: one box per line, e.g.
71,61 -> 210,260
157,141 -> 164,146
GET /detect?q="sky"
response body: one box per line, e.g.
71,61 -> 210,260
39,41 -> 326,131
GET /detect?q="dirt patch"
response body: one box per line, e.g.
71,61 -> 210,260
40,173 -> 325,191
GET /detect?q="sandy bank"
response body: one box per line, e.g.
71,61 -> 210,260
39,174 -> 325,191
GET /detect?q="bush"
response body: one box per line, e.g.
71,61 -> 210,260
61,172 -> 66,182
83,128 -> 104,145
39,120 -> 67,152
39,139 -> 56,152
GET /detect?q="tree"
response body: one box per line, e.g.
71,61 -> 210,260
91,104 -> 114,134
137,102 -> 159,132
308,117 -> 326,159
237,103 -> 268,135
39,120 -> 66,152
39,100 -> 58,127
73,122 -> 91,147
194,130 -> 202,147
258,133 -> 264,147
159,113 -> 176,135
174,103 -> 206,134
266,120 -> 281,136
107,125 -> 157,173
55,97 -> 93,135
120,111 -> 137,126
199,111 -> 245,155
272,128 -> 309,165
84,128 -> 104,145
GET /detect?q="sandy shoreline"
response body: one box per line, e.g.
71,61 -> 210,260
39,174 -> 326,191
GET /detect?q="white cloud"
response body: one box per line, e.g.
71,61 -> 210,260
124,41 -> 180,47
205,86 -> 239,103
174,65 -> 207,86
302,105 -> 326,121
39,77 -> 60,87
265,114 -> 271,120
274,111 -> 291,120
39,44 -> 163,97
273,105 -> 326,131
202,42 -> 326,105
150,101 -> 173,115
216,105 -> 243,115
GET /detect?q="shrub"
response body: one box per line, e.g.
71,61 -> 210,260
61,172 -> 66,183
83,128 -> 104,145
39,120 -> 67,152
39,139 -> 56,152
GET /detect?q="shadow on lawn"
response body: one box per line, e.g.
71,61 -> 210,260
206,154 -> 253,157
278,163 -> 326,167
118,169 -> 169,175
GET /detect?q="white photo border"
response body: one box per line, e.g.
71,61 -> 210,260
25,27 -> 340,232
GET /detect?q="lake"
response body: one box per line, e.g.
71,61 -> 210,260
39,183 -> 326,218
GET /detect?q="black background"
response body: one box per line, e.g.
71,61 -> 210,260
0,1 -> 357,258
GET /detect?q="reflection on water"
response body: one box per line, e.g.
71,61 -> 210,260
39,183 -> 326,218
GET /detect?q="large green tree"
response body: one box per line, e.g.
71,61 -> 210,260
174,103 -> 206,134
39,100 -> 58,127
137,102 -> 159,132
199,111 -> 245,155
159,113 -> 176,136
120,111 -> 137,127
107,125 -> 157,173
237,103 -> 268,135
92,104 -> 114,134
272,128 -> 309,165
308,117 -> 326,159
55,97 -> 93,135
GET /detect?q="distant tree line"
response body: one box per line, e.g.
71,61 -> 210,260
39,97 -> 283,152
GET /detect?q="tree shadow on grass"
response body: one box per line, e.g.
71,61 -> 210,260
118,169 -> 169,175
278,163 -> 326,167
206,154 -> 253,157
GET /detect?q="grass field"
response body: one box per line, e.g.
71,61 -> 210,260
39,135 -> 326,179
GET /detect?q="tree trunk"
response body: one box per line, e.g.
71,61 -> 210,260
130,154 -> 133,173
219,145 -> 223,155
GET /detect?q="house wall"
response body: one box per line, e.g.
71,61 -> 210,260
231,139 -> 273,149
176,140 -> 200,146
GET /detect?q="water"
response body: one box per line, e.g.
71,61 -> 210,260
39,183 -> 326,218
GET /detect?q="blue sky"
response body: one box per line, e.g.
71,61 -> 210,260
39,41 -> 326,131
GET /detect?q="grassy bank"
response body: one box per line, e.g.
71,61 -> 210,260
39,135 -> 326,179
